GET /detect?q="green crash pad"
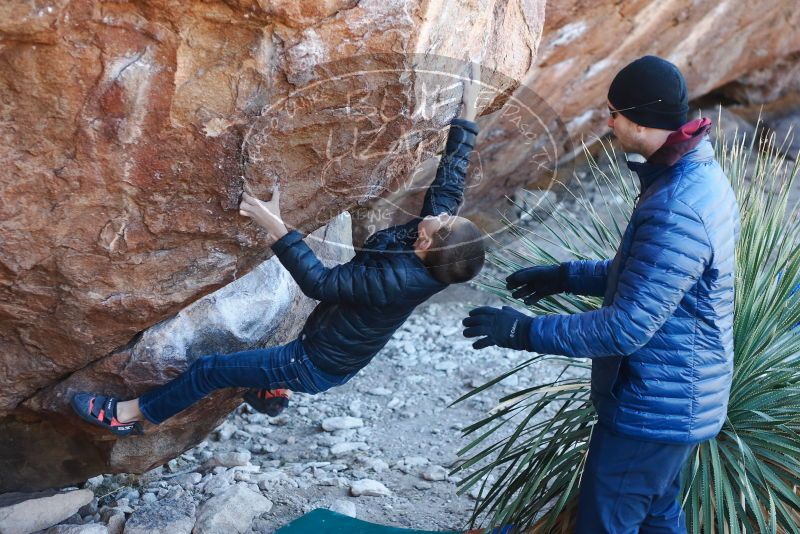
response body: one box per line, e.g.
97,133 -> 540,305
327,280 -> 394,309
276,509 -> 462,534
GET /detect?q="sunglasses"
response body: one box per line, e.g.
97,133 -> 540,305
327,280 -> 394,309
608,98 -> 663,119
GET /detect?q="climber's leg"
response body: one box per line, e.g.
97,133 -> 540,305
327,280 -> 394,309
135,338 -> 355,424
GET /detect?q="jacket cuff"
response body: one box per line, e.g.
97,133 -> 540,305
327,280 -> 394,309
526,316 -> 547,354
512,314 -> 535,351
451,118 -> 479,135
561,261 -> 577,294
271,230 -> 304,256
446,119 -> 479,153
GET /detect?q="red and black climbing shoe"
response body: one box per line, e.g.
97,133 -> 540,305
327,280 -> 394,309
244,388 -> 292,416
71,392 -> 143,437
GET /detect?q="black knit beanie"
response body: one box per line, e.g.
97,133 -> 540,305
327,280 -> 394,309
607,56 -> 689,131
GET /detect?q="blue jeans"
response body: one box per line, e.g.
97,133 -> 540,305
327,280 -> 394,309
575,423 -> 695,534
139,339 -> 355,424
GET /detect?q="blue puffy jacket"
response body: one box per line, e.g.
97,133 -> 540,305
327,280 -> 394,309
528,137 -> 740,443
272,119 -> 479,375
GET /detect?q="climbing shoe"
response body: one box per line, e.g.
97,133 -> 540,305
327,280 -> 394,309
71,392 -> 143,437
244,388 -> 292,416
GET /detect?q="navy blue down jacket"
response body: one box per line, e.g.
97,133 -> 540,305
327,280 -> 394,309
272,119 -> 479,375
528,137 -> 740,443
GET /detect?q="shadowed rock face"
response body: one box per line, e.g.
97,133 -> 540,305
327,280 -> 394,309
0,1 -> 546,491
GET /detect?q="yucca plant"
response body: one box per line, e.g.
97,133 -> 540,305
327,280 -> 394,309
453,117 -> 800,533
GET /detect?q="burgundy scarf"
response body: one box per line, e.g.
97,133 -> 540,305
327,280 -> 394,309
647,117 -> 713,166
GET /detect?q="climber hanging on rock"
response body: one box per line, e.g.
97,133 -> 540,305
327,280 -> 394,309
71,63 -> 486,436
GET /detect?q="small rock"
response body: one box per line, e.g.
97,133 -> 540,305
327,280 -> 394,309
441,325 -> 459,336
348,400 -> 363,418
78,498 -> 99,517
195,450 -> 214,463
233,471 -> 252,483
349,479 -> 391,497
115,489 -> 139,504
122,497 -> 195,534
367,387 -> 392,396
255,470 -> 288,489
45,525 -> 108,534
105,511 -> 126,534
215,423 -> 236,441
421,465 -> 447,481
321,416 -> 364,432
330,442 -> 369,457
204,451 -> 251,469
395,456 -> 429,474
268,414 -> 290,426
193,485 -> 272,534
359,457 -> 389,473
201,476 -> 231,496
413,480 -> 432,490
0,488 -> 93,534
85,476 -> 105,489
328,499 -> 357,518
386,397 -> 404,410
434,361 -> 457,372
171,473 -> 203,488
140,493 -> 158,504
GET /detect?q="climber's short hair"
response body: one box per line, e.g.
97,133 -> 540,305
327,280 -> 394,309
424,217 -> 486,284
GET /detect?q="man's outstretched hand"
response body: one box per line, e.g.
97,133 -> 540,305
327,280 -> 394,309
506,264 -> 567,305
462,305 -> 532,351
239,183 -> 288,243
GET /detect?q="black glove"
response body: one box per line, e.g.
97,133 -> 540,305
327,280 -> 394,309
462,306 -> 532,350
505,264 -> 567,304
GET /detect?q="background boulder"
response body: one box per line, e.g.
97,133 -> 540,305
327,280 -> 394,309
0,0 -> 546,491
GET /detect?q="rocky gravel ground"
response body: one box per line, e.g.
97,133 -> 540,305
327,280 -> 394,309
41,286 -> 586,534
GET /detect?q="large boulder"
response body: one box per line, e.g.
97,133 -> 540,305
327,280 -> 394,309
526,0 -> 800,143
0,0 -> 546,491
1,214 -> 352,492
355,0 -> 800,235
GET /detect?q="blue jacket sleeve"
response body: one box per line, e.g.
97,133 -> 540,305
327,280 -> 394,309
420,118 -> 479,217
271,230 -> 404,306
527,200 -> 711,358
563,259 -> 612,297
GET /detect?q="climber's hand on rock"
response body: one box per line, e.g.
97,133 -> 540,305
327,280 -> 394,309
240,184 -> 288,242
460,61 -> 481,121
